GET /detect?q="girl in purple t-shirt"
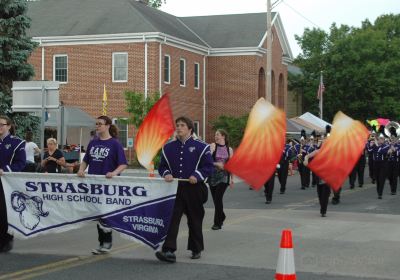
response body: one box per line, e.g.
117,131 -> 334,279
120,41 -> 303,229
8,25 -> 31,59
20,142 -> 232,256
77,116 -> 127,254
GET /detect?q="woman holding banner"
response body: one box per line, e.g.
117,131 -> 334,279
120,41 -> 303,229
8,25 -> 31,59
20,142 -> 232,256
77,115 -> 127,254
0,115 -> 26,253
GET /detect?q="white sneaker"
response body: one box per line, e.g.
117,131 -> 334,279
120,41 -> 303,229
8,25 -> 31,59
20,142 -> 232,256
91,243 -> 112,255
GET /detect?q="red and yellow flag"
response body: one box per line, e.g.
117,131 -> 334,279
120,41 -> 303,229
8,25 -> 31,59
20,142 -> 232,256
308,111 -> 369,191
224,98 -> 286,190
135,93 -> 174,170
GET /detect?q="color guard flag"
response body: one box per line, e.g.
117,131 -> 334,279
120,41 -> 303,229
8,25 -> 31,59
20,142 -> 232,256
102,84 -> 108,115
317,72 -> 325,100
224,98 -> 286,190
308,111 -> 369,191
135,93 -> 175,170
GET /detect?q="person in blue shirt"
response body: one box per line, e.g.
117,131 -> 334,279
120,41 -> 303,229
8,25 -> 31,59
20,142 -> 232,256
0,115 -> 26,253
156,116 -> 213,263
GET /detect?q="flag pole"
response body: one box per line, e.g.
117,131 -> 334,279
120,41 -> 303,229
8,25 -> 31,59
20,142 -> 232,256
320,71 -> 323,120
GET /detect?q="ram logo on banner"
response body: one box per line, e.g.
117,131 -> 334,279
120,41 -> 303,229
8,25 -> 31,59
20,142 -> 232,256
1,173 -> 177,250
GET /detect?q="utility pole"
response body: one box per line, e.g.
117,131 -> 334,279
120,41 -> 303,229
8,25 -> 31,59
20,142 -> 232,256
266,0 -> 272,102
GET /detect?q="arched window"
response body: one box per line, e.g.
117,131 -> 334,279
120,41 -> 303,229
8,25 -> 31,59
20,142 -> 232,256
258,68 -> 265,99
278,74 -> 285,109
271,71 -> 275,105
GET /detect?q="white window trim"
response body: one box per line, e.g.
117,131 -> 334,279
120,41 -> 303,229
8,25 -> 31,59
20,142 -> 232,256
53,54 -> 68,84
112,117 -> 129,150
164,54 -> 171,84
112,52 -> 128,83
194,62 -> 200,90
180,58 -> 186,87
193,121 -> 200,138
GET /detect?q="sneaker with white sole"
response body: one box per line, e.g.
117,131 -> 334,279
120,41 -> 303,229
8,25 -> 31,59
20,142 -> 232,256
91,242 -> 112,255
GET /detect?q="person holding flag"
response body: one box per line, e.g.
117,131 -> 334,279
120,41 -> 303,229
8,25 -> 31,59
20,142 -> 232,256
155,116 -> 213,263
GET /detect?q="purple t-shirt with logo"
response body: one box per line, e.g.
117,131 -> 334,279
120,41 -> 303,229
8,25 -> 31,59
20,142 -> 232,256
83,137 -> 127,175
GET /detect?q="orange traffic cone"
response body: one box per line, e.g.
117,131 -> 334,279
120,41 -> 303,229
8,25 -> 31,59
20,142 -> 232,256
275,229 -> 296,280
148,161 -> 155,178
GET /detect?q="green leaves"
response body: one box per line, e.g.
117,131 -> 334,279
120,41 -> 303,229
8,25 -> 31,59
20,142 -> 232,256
211,115 -> 248,148
123,91 -> 159,129
291,14 -> 400,122
0,0 -> 39,137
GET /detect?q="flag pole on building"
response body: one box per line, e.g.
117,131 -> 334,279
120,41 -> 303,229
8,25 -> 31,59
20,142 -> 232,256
102,84 -> 107,116
317,71 -> 325,120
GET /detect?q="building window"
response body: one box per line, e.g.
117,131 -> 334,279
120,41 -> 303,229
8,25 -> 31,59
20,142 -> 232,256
193,121 -> 199,138
53,55 -> 68,83
180,58 -> 186,86
164,55 -> 170,84
113,118 -> 128,148
112,52 -> 128,82
194,63 -> 200,89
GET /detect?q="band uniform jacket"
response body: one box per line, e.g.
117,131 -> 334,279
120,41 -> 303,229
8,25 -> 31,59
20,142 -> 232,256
159,136 -> 214,181
0,134 -> 26,172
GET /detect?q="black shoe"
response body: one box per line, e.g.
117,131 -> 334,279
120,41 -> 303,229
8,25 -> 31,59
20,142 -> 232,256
321,213 -> 326,217
211,224 -> 221,230
191,251 -> 201,259
332,199 -> 340,205
156,251 -> 176,263
372,180 -> 376,184
265,200 -> 271,204
378,196 -> 382,199
0,240 -> 13,253
391,192 -> 396,195
301,187 -> 305,190
350,185 -> 354,189
358,185 -> 363,188
248,187 -> 253,190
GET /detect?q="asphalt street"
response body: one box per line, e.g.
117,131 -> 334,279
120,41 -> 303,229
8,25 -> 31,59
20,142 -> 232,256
1,170 -> 400,280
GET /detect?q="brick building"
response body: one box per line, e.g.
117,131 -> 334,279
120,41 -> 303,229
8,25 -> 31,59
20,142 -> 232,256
27,0 -> 293,146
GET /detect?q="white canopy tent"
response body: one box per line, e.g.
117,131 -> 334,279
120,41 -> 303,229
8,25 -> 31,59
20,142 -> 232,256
45,106 -> 95,152
297,112 -> 331,131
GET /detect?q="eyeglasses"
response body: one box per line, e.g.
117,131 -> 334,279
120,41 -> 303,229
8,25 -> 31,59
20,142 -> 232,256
0,123 -> 8,127
95,122 -> 106,126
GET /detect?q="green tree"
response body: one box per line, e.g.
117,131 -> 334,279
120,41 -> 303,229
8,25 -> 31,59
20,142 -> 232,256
123,91 -> 159,129
148,0 -> 166,9
123,91 -> 160,167
0,0 -> 39,136
211,115 -> 248,148
291,14 -> 400,122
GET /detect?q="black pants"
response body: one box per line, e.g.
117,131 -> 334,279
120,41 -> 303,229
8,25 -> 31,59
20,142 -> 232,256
162,182 -> 208,253
311,172 -> 318,186
368,154 -> 375,181
210,182 -> 228,227
349,159 -> 365,187
374,161 -> 387,196
0,182 -> 13,249
97,223 -> 112,245
387,161 -> 398,193
264,174 -> 275,202
298,163 -> 310,188
278,160 -> 289,192
317,183 -> 331,215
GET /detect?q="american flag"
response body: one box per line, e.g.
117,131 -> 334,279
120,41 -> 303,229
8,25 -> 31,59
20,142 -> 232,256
317,73 -> 325,100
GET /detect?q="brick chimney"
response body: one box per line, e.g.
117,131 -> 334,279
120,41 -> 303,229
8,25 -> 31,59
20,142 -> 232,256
136,0 -> 149,5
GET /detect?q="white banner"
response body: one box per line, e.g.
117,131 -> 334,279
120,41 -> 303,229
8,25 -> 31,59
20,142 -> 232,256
1,173 -> 177,250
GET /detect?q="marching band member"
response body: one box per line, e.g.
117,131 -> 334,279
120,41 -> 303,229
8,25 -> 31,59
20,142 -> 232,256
264,164 -> 280,204
371,134 -> 390,199
296,132 -> 312,190
156,116 -> 213,263
277,139 -> 294,194
367,132 -> 376,184
0,115 -> 26,253
387,133 -> 399,195
349,143 -> 367,189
